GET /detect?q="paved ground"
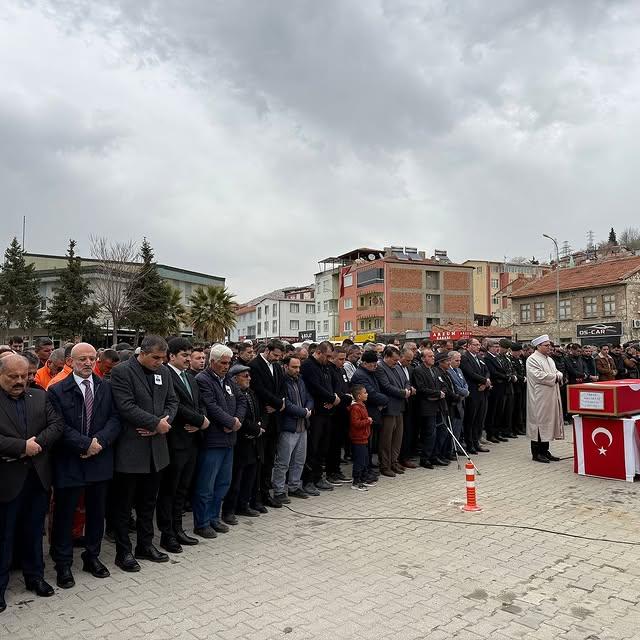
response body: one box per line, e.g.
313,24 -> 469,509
3,434 -> 640,640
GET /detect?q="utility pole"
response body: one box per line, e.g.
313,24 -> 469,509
543,234 -> 561,342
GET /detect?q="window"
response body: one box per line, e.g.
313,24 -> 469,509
343,274 -> 353,287
273,304 -> 277,317
603,294 -> 616,316
257,307 -> 262,319
265,305 -> 269,317
425,271 -> 440,289
306,320 -> 315,330
272,320 -> 277,333
492,297 -> 499,306
491,279 -> 499,289
534,302 -> 545,321
323,301 -> 328,311
559,299 -> 571,320
356,268 -> 384,288
290,320 -> 299,330
425,294 -> 440,313
492,265 -> 500,273
344,298 -> 353,309
520,304 -> 531,323
290,303 -> 299,313
583,296 -> 597,318
425,317 -> 440,330
317,321 -> 321,330
323,320 -> 329,331
306,304 -> 315,314
477,266 -> 483,274
257,322 -> 262,334
344,321 -> 352,332
374,318 -> 383,329
247,325 -> 255,337
317,302 -> 321,312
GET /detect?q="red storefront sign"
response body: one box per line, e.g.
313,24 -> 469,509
429,330 -> 471,342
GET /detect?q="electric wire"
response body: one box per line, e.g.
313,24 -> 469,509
284,504 -> 640,547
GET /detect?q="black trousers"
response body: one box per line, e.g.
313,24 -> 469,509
223,461 -> 257,515
156,446 -> 198,538
0,469 -> 48,596
464,390 -> 487,447
501,392 -> 514,436
51,481 -> 109,568
303,414 -> 332,483
399,406 -> 415,462
112,471 -> 161,557
258,431 -> 277,502
327,411 -> 348,475
419,414 -> 438,461
512,391 -> 525,433
486,385 -> 506,438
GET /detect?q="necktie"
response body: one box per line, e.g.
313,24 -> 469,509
180,371 -> 193,399
82,379 -> 94,435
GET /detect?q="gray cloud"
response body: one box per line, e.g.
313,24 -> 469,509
2,0 -> 640,298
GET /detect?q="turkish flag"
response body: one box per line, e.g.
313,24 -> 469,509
573,415 -> 640,482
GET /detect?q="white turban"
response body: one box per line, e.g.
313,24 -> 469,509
531,334 -> 550,347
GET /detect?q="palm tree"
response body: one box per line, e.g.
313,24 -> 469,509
189,286 -> 237,342
166,285 -> 188,335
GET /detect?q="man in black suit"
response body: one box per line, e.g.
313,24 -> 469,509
156,338 -> 209,553
0,354 -> 64,612
484,340 -> 509,444
49,343 -> 121,589
110,335 -> 178,572
248,339 -> 285,509
460,339 -> 491,454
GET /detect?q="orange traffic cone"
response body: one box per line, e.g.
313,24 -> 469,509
462,461 -> 482,512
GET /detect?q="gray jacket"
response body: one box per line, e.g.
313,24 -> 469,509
111,357 -> 178,474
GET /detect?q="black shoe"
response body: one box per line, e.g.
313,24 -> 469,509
273,493 -> 291,505
487,437 -> 500,444
115,552 -> 141,572
467,449 -> 478,455
82,556 -> 110,578
0,595 -> 5,614
135,545 -> 169,563
448,454 -> 458,461
533,454 -> 550,463
56,567 -> 75,589
252,503 -> 268,514
497,436 -> 509,442
160,536 -> 183,553
176,530 -> 199,546
25,577 -> 55,597
545,451 -> 561,462
193,526 -> 217,539
211,521 -> 230,533
222,513 -> 239,526
419,459 -> 434,469
237,506 -> 261,517
476,446 -> 490,453
431,458 -> 448,466
288,488 -> 309,499
104,529 -> 115,543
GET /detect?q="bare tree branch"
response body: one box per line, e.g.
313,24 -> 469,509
89,236 -> 141,344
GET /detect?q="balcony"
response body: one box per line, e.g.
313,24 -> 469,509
357,303 -> 384,313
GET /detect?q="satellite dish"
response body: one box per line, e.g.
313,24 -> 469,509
368,254 -> 376,261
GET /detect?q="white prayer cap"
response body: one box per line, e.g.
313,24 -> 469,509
531,334 -> 551,347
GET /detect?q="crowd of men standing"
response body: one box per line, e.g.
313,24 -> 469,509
0,331 -> 633,613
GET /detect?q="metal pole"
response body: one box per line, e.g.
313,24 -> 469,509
543,234 -> 560,342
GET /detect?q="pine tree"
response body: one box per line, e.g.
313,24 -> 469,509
46,239 -> 99,340
0,237 -> 42,334
126,238 -> 173,336
609,227 -> 618,245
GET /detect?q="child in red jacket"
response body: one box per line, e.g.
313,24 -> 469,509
348,385 -> 374,491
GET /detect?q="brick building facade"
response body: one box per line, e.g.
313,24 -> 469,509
338,247 -> 474,336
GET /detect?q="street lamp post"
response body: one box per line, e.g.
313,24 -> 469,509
543,234 -> 561,342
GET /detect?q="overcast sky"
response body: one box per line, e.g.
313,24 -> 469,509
2,1 -> 640,300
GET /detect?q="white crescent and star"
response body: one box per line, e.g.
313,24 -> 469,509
591,427 -> 613,456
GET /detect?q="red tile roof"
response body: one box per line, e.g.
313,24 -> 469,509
510,256 -> 640,298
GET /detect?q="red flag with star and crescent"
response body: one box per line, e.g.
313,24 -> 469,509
573,415 -> 640,482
